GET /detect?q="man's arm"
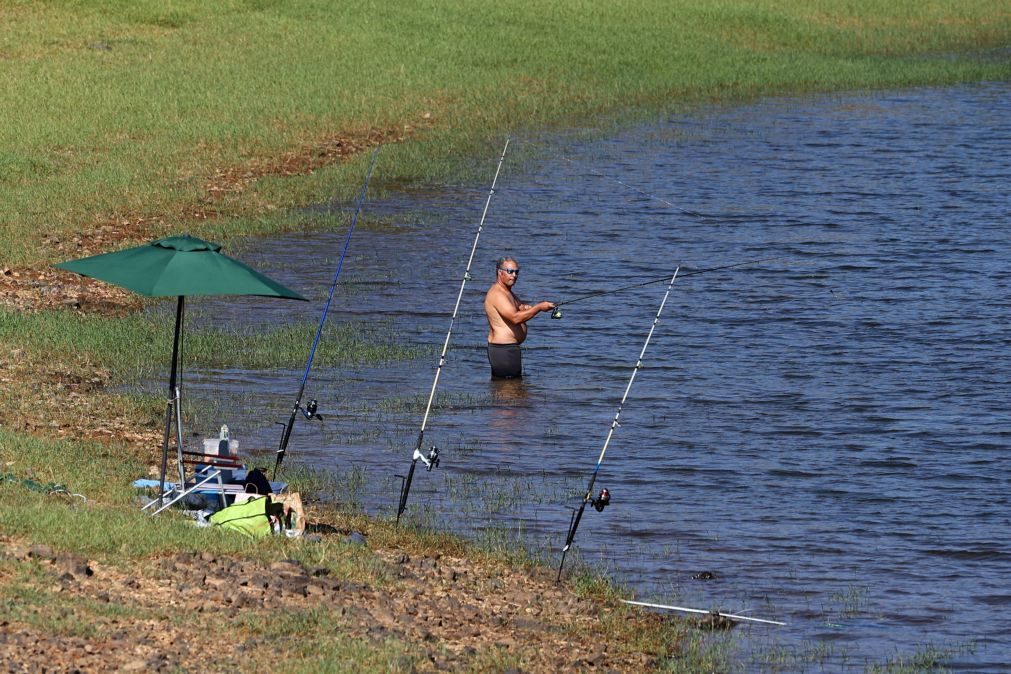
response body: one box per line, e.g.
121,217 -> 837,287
491,292 -> 553,325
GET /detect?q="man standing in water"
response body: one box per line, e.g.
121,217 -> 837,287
484,256 -> 555,378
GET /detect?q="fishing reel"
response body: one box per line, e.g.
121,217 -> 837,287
551,306 -> 563,319
589,488 -> 610,512
301,398 -> 324,421
413,445 -> 440,471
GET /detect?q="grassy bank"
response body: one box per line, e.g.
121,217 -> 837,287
2,1 -> 1010,671
3,1 -> 1010,265
1,424 -> 726,672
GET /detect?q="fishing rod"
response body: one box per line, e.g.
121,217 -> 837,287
395,137 -> 510,524
557,266 -> 679,581
548,257 -> 778,319
620,600 -> 786,626
272,146 -> 380,480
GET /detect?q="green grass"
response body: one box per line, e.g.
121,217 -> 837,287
0,561 -> 151,638
866,642 -> 976,674
0,427 -> 143,507
235,607 -> 424,673
2,0 -> 1010,265
0,307 -> 419,380
0,429 -> 398,591
2,3 -> 1009,670
661,630 -> 736,673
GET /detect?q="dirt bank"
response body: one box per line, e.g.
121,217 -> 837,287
0,525 -> 681,673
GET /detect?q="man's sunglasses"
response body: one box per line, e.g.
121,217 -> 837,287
497,267 -> 519,275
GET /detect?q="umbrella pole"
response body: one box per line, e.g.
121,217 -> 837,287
157,297 -> 185,508
174,383 -> 185,486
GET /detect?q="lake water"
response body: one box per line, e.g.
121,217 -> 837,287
178,82 -> 1010,671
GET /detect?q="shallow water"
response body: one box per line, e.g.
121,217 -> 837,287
174,83 -> 1010,671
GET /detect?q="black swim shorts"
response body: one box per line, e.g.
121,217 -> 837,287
487,343 -> 522,379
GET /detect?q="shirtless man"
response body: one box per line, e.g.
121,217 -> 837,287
484,257 -> 554,378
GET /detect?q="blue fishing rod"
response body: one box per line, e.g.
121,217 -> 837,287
272,146 -> 380,480
396,137 -> 510,524
557,265 -> 680,581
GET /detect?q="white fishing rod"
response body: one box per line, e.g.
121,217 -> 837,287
621,599 -> 786,626
557,266 -> 679,580
396,137 -> 511,524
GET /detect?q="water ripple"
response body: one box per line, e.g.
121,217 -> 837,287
174,82 -> 1011,673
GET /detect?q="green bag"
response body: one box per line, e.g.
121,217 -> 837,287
209,496 -> 273,538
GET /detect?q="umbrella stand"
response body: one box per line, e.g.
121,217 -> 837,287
157,297 -> 187,506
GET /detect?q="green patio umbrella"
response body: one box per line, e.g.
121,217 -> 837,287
56,234 -> 307,504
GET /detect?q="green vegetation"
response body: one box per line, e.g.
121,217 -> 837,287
3,1 -> 1010,265
0,423 -> 445,579
235,609 -> 423,674
865,642 -> 976,674
2,1 -> 1009,670
0,306 -> 418,378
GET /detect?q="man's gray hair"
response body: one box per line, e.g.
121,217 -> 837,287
496,256 -> 517,270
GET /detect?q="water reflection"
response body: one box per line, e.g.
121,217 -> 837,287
486,377 -> 532,443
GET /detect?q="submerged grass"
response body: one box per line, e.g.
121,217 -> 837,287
865,643 -> 976,674
0,307 -> 419,382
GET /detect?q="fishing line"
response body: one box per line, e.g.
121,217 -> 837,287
548,257 -> 779,319
555,153 -> 706,217
395,137 -> 511,525
557,266 -> 679,581
272,146 -> 380,480
519,139 -> 732,219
